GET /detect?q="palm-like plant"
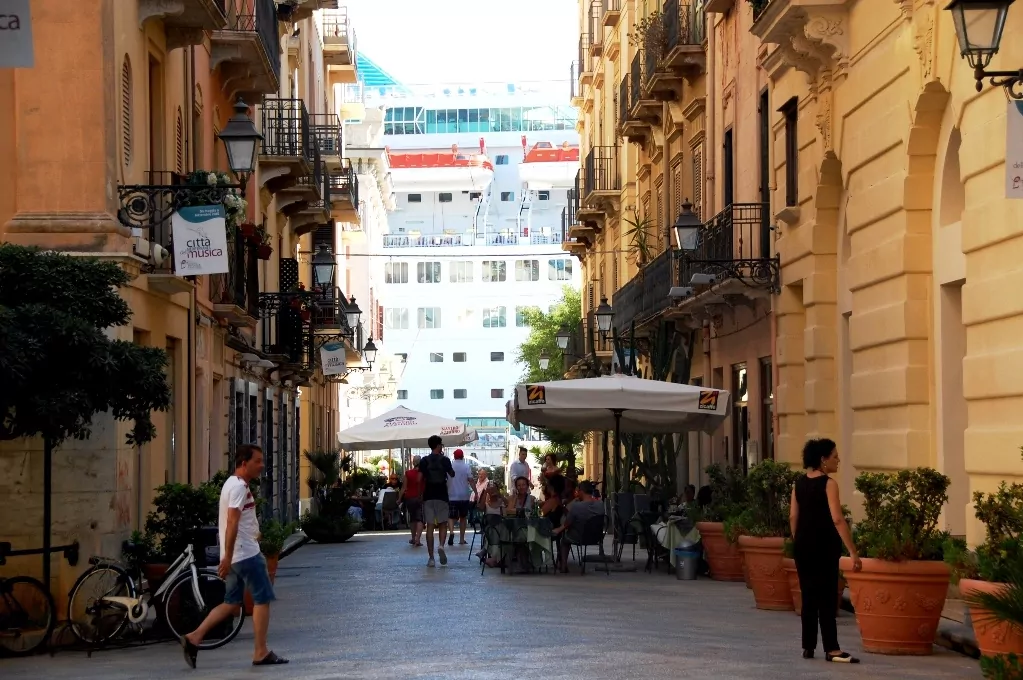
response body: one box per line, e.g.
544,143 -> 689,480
967,561 -> 1023,678
621,209 -> 653,267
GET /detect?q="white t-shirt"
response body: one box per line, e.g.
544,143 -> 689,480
509,460 -> 531,485
218,476 -> 261,564
448,460 -> 473,501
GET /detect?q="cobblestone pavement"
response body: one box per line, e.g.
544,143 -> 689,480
0,533 -> 979,679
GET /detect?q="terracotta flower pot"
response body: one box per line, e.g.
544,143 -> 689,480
695,522 -> 744,582
238,222 -> 256,237
840,556 -> 949,655
738,536 -> 793,611
742,551 -> 752,588
256,244 -> 273,260
783,557 -> 802,614
960,578 -> 1023,658
244,554 -> 280,616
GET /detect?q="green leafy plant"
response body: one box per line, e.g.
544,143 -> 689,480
741,459 -> 800,538
123,530 -> 158,576
514,285 -> 582,384
968,554 -> 1023,679
621,209 -> 654,267
259,519 -> 297,557
144,483 -> 220,562
701,463 -> 749,523
627,10 -> 664,50
853,467 -> 951,561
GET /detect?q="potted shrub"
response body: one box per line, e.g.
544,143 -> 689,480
964,561 -> 1023,679
736,459 -> 800,611
694,464 -> 747,582
300,451 -> 362,543
842,467 -> 952,655
255,227 -> 273,260
945,452 -> 1023,666
237,221 -> 257,239
142,482 -> 219,583
782,505 -> 853,615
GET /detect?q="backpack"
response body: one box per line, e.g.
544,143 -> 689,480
423,454 -> 448,486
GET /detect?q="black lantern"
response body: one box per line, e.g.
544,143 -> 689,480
947,0 -> 1021,96
556,324 -> 571,350
345,296 -> 362,330
538,350 -> 551,370
673,200 -> 702,253
312,244 -> 336,291
217,98 -> 262,185
594,296 -> 613,335
362,337 -> 378,364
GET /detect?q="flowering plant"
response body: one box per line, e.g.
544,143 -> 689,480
182,170 -> 248,233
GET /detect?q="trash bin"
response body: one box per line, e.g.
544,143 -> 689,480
675,548 -> 701,580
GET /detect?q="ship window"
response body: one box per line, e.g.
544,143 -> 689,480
496,155 -> 509,165
454,389 -> 468,399
439,193 -> 452,203
501,191 -> 514,201
408,194 -> 422,203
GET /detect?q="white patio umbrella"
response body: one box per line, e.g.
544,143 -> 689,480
337,405 -> 478,451
505,374 -> 730,434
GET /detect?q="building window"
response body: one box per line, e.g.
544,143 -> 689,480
500,191 -> 514,201
430,389 -> 444,399
395,353 -> 408,363
490,352 -> 505,361
515,306 -> 532,327
495,154 -> 509,165
781,97 -> 798,207
384,262 -> 408,283
449,260 -> 473,282
482,260 -> 506,282
538,190 -> 550,201
723,128 -> 734,207
408,194 -> 422,203
491,389 -> 504,399
454,389 -> 468,399
515,259 -> 539,281
453,352 -> 467,362
547,258 -> 573,280
483,307 -> 507,328
417,307 -> 441,328
384,308 -> 409,329
430,352 -> 444,362
439,192 -> 453,203
760,357 -> 774,461
396,390 -> 408,400
417,261 -> 441,283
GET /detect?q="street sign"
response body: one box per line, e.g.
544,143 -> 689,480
0,1 -> 33,68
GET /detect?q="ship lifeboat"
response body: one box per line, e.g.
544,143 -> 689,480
385,149 -> 495,192
519,141 -> 580,189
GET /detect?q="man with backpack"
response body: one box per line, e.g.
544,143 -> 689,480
418,435 -> 455,567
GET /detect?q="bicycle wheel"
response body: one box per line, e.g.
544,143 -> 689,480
0,576 -> 56,656
162,570 -> 244,650
67,565 -> 136,646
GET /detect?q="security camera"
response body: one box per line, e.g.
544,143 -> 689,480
668,286 -> 694,299
689,273 -> 718,286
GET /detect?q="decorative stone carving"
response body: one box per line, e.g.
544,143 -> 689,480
753,4 -> 852,90
894,0 -> 913,20
815,89 -> 833,151
913,3 -> 936,82
138,0 -> 186,28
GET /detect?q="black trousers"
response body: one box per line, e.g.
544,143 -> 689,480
795,552 -> 840,653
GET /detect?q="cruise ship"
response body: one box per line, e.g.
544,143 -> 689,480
356,72 -> 583,466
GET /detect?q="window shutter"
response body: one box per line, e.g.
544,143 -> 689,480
692,146 -> 703,220
672,160 -> 683,219
655,179 -> 664,247
175,107 -> 183,174
121,56 -> 132,168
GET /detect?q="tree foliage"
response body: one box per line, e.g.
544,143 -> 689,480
515,285 -> 582,384
0,244 -> 171,446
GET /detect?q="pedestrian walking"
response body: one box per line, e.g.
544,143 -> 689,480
790,438 -> 861,663
446,449 -> 474,546
180,444 -> 287,669
397,455 -> 425,546
418,435 -> 455,567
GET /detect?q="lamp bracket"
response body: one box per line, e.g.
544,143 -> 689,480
977,66 -> 1023,99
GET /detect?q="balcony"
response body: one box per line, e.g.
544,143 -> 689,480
211,232 -> 259,327
322,8 -> 358,83
138,0 -> 227,49
602,0 -> 622,28
210,0 -> 280,103
661,0 -> 707,76
328,162 -> 359,223
588,2 -> 603,58
569,61 -> 581,106
618,75 -> 649,141
628,51 -> 662,125
382,234 -> 464,248
288,0 -> 338,22
676,203 -> 779,308
292,160 -> 331,235
259,291 -> 315,377
310,113 -> 343,166
611,248 -> 676,334
578,35 -> 593,89
259,97 -> 313,194
578,146 -> 620,225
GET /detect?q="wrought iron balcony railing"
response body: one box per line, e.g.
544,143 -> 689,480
678,202 -> 779,292
567,184 -> 579,226
322,7 -> 358,64
570,61 -> 579,99
382,234 -> 464,248
309,113 -> 342,158
296,152 -> 325,203
211,231 -> 259,318
309,286 -> 354,338
630,51 -> 643,107
664,0 -> 706,50
225,0 -> 280,84
611,248 -> 676,331
258,292 -> 315,369
578,34 -> 590,75
116,169 -> 237,240
261,96 -> 312,159
619,76 -> 631,127
329,162 -> 359,206
589,1 -> 603,49
644,30 -> 665,84
583,146 -> 620,196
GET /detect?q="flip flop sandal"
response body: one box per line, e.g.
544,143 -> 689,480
825,652 -> 859,663
180,636 -> 198,669
253,651 -> 290,666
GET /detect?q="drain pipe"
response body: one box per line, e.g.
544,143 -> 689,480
705,13 -> 716,216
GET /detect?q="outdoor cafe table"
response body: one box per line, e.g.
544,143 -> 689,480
485,516 -> 554,571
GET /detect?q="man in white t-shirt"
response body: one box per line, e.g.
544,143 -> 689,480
180,444 -> 288,669
509,446 -> 533,489
446,449 -> 475,546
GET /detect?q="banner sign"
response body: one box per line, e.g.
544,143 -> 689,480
1007,101 -> 1023,198
0,1 -> 33,68
171,205 -> 229,275
320,342 -> 347,376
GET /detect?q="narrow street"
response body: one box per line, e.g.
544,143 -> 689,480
1,535 -> 978,679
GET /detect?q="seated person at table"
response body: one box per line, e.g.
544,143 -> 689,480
552,480 -> 604,572
541,475 -> 567,566
509,476 -> 537,516
478,481 -> 507,515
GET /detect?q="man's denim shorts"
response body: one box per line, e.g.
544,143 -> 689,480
224,554 -> 276,606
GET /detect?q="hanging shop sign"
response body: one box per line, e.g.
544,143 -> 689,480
0,1 -> 33,68
171,205 -> 229,276
320,342 -> 347,376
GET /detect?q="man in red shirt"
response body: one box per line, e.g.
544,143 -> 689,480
397,455 -> 424,546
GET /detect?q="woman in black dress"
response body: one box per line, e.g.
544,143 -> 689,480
790,438 -> 862,663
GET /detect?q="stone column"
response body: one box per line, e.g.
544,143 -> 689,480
775,284 -> 806,465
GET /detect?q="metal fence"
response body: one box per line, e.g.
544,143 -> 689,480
225,0 -> 280,85
258,292 -> 315,369
630,51 -> 642,106
328,161 -> 358,206
261,97 -> 312,158
678,202 -> 772,286
309,113 -> 342,157
211,232 -> 259,318
664,0 -> 706,50
611,248 -> 676,331
583,146 -> 620,195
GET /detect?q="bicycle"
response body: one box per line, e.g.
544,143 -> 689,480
67,541 -> 244,649
0,543 -> 57,657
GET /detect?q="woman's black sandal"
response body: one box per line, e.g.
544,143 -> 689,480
826,652 -> 860,663
802,649 -> 814,659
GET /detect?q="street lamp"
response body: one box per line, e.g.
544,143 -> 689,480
673,200 -> 702,252
538,350 -> 551,371
556,324 -> 571,350
217,98 -> 263,185
362,337 -> 378,364
594,296 -> 614,335
312,244 -> 336,292
345,296 -> 362,330
946,0 -> 1020,96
